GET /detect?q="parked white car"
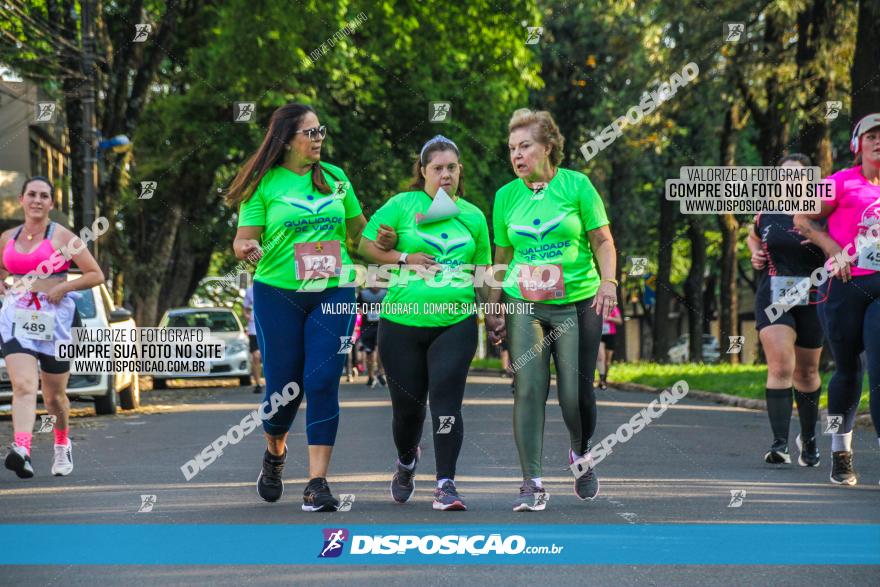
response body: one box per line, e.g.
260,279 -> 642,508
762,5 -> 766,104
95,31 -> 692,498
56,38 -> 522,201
153,307 -> 251,389
667,334 -> 722,364
0,273 -> 140,415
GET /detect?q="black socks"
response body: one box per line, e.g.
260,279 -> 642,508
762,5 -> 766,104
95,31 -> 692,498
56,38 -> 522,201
794,386 -> 821,441
765,387 -> 793,444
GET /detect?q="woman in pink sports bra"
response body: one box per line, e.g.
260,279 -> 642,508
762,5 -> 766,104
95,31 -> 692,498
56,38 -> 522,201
0,176 -> 104,480
795,113 -> 880,487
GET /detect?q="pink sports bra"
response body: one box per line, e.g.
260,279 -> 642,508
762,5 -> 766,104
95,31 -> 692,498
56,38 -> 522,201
2,222 -> 71,275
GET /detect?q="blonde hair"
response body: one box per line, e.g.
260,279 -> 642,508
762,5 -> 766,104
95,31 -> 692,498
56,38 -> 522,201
508,108 -> 565,167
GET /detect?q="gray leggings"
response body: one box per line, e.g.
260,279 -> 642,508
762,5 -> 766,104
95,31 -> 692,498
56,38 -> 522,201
505,295 -> 603,478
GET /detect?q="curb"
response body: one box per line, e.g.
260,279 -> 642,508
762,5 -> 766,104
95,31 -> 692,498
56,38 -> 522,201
610,381 -> 873,428
469,369 -> 872,428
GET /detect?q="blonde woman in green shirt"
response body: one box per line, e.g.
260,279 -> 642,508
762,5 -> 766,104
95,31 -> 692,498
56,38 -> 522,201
490,109 -> 618,511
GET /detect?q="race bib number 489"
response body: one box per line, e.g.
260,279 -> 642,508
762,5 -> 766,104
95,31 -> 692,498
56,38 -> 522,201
13,308 -> 55,341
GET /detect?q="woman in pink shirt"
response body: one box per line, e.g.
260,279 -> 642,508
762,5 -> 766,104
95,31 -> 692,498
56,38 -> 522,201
596,305 -> 622,389
796,113 -> 880,486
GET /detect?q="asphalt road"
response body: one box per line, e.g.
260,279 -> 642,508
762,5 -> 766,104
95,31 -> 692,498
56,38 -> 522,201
1,375 -> 878,585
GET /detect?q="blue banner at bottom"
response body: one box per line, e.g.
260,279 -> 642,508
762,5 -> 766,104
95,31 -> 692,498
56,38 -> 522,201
1,524 -> 878,565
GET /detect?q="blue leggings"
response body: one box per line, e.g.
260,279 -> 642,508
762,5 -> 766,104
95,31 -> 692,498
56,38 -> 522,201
253,281 -> 355,444
818,273 -> 880,436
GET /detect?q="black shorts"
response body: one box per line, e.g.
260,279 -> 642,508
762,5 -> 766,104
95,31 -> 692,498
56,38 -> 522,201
600,333 -> 616,349
248,334 -> 260,353
360,321 -> 379,353
0,308 -> 82,374
754,282 -> 824,349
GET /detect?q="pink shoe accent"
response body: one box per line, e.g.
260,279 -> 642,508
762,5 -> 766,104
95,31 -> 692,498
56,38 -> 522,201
54,427 -> 69,446
14,432 -> 32,455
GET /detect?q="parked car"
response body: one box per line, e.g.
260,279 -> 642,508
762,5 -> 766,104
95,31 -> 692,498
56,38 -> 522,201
153,307 -> 251,389
667,334 -> 721,364
0,272 -> 140,415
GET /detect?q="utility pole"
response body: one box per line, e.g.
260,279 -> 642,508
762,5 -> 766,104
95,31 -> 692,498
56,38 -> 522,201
80,0 -> 97,250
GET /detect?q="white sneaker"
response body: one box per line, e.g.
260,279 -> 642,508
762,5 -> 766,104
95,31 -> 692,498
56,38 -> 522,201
51,440 -> 73,476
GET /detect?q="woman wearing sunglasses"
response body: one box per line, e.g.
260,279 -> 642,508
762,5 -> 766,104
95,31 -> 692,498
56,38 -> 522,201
228,103 -> 382,512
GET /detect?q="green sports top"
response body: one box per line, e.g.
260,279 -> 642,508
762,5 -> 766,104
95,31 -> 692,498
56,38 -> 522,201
237,162 -> 362,291
493,167 -> 609,304
363,190 -> 492,327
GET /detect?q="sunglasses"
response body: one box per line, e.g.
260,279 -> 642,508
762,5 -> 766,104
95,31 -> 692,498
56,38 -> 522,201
294,125 -> 327,141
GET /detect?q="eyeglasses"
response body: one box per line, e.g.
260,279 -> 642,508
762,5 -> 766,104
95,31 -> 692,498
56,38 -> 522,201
294,125 -> 327,141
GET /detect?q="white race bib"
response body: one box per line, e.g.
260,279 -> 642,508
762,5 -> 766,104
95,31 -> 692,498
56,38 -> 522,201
770,276 -> 810,306
13,308 -> 55,341
856,240 -> 880,271
602,322 -> 611,335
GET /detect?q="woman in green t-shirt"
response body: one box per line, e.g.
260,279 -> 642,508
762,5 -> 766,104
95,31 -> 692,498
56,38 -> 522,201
228,103 -> 379,513
489,109 -> 619,511
359,135 -> 501,511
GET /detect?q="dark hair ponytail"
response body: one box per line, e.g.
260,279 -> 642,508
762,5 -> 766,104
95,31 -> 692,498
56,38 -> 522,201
225,103 -> 333,207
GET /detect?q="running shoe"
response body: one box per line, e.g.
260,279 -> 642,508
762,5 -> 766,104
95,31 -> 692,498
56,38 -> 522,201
391,448 -> 420,503
764,440 -> 791,464
569,451 -> 600,500
257,448 -> 286,502
830,451 -> 857,486
598,379 -> 608,390
51,440 -> 73,476
252,384 -> 262,395
796,434 -> 820,467
377,373 -> 387,386
4,445 -> 34,479
367,376 -> 375,388
432,480 -> 467,511
302,477 -> 339,512
512,479 -> 548,512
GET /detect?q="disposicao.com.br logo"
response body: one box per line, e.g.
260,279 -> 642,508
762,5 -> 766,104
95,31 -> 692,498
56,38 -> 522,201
318,529 -> 563,558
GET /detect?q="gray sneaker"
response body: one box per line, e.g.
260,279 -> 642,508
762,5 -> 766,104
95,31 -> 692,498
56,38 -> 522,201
512,479 -> 548,512
570,452 -> 600,500
390,448 -> 420,503
432,480 -> 467,511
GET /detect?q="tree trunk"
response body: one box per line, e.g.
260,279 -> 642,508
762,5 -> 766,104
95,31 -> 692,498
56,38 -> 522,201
851,0 -> 880,120
653,194 -> 677,362
718,104 -> 742,364
685,217 -> 705,362
131,205 -> 183,326
797,0 -> 839,175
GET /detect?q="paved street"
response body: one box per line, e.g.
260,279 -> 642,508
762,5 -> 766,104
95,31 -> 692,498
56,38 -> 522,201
1,375 -> 878,585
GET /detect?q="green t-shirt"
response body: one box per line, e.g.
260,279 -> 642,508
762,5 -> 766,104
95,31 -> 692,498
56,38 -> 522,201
493,168 -> 609,304
363,190 -> 491,327
237,163 -> 362,291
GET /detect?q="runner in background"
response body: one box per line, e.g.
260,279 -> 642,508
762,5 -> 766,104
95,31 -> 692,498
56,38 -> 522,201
242,284 -> 262,394
596,305 -> 622,390
357,285 -> 387,388
1,176 -> 105,479
489,109 -> 617,510
748,154 -> 825,467
344,308 -> 362,383
795,113 -> 880,486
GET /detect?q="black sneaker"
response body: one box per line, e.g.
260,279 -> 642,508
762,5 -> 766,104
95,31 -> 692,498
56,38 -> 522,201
764,440 -> 791,464
253,384 -> 262,395
257,449 -> 286,502
830,451 -> 857,486
302,477 -> 339,512
391,448 -> 420,503
366,376 -> 375,388
796,434 -> 820,467
377,374 -> 387,386
5,445 -> 34,479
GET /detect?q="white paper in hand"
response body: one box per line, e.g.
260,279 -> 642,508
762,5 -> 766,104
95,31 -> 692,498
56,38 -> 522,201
416,187 -> 460,225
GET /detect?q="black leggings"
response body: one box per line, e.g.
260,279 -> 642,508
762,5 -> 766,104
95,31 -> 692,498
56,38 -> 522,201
818,273 -> 880,435
378,315 -> 478,480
